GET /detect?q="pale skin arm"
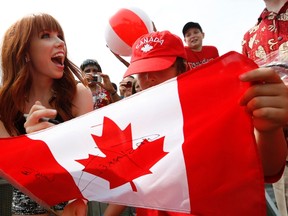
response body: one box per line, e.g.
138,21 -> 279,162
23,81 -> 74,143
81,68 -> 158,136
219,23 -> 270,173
239,67 -> 288,177
71,83 -> 94,116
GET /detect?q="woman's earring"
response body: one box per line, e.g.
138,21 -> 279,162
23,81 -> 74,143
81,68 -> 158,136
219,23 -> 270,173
25,56 -> 30,63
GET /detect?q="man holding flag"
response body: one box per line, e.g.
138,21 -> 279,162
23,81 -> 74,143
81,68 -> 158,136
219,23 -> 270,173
61,30 -> 288,216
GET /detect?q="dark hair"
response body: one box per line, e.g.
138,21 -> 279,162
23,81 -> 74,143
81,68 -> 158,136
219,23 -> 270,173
80,59 -> 102,72
182,22 -> 203,36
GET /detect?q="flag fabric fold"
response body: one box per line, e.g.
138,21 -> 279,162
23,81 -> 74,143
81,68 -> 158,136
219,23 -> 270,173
0,51 -> 266,215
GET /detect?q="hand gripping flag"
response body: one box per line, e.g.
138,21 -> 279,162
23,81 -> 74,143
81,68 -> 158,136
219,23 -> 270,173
0,51 -> 266,216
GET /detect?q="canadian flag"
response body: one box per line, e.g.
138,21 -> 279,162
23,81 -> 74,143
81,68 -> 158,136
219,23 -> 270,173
0,51 -> 266,215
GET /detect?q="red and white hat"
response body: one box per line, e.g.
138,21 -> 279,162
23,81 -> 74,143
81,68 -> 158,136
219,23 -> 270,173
124,31 -> 187,77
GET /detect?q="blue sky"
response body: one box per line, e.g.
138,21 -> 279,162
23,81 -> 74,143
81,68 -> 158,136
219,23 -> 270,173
0,0 -> 265,85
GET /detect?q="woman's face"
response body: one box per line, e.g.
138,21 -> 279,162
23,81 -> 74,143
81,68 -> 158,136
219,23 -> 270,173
27,30 -> 66,80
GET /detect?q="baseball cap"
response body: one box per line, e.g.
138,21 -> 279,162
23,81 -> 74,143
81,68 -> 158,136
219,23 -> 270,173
124,30 -> 187,77
182,22 -> 203,36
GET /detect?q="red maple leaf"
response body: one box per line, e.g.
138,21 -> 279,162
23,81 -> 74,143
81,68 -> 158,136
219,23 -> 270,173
76,117 -> 168,192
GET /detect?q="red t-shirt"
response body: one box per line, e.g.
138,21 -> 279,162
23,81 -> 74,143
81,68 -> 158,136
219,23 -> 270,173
242,1 -> 288,62
185,46 -> 219,69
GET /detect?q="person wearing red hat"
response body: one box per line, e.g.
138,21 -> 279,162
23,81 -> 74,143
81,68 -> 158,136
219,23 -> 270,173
123,30 -> 188,82
62,30 -> 288,216
182,22 -> 219,70
104,30 -> 288,216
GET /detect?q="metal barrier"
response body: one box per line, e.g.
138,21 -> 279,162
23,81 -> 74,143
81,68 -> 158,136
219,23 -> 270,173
265,189 -> 280,216
0,178 -> 12,216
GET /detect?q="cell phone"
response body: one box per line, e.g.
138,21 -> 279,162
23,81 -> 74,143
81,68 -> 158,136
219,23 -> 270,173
92,74 -> 102,83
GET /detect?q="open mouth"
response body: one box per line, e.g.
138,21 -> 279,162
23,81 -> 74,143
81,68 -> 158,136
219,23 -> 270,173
51,53 -> 65,66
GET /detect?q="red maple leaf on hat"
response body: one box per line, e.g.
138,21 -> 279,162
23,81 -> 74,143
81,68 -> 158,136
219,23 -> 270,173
76,116 -> 168,192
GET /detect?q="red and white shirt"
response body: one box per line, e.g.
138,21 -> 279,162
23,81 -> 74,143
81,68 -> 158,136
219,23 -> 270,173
242,1 -> 288,62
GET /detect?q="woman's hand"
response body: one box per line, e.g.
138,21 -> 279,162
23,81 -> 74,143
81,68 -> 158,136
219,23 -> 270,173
24,101 -> 58,134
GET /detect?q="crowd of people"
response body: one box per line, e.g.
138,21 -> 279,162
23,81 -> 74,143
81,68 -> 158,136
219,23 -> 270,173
0,0 -> 288,215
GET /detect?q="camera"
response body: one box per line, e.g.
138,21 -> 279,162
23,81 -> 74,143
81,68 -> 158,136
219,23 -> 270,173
92,74 -> 102,83
124,81 -> 132,88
